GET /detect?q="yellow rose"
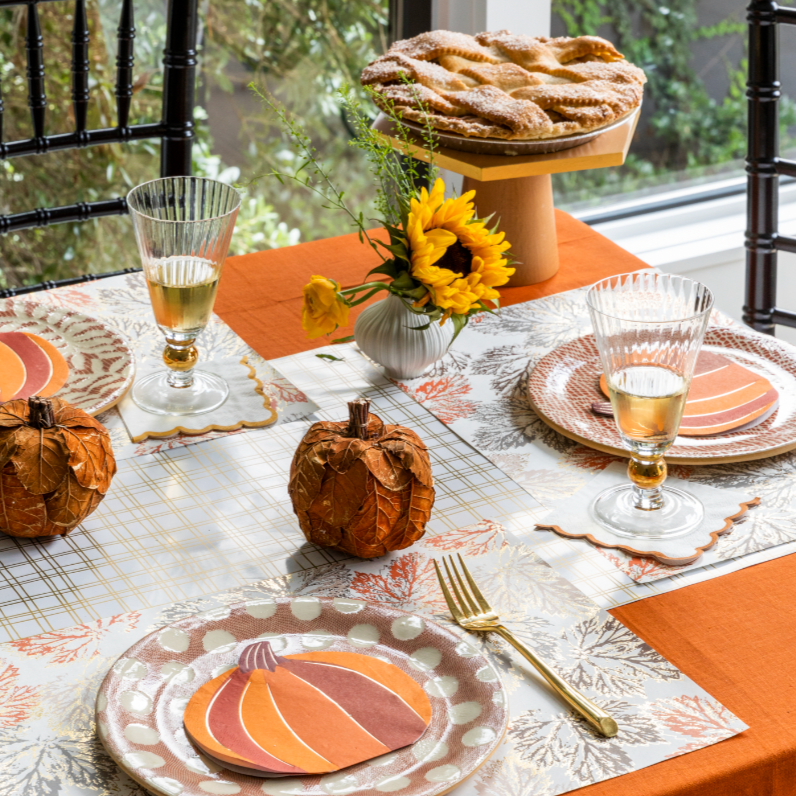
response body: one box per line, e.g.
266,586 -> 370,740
302,275 -> 350,338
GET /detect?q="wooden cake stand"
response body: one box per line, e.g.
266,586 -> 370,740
373,112 -> 639,287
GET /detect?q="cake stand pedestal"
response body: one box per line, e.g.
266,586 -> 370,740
374,112 -> 639,287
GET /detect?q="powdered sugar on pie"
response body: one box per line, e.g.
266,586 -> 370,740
362,30 -> 646,141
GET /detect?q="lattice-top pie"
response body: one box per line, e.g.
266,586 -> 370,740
361,30 -> 646,141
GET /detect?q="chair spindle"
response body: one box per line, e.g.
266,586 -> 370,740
25,2 -> 46,146
115,0 -> 135,130
0,78 -> 5,150
71,0 -> 90,137
161,0 -> 198,176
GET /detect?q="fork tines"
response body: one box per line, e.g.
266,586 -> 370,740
433,554 -> 494,622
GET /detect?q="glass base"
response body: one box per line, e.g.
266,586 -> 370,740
131,370 -> 229,416
590,484 -> 704,539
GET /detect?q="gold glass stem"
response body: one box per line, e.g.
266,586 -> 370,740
495,625 -> 618,737
628,455 -> 667,511
163,335 -> 199,389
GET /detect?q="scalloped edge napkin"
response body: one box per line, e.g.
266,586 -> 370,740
535,462 -> 760,565
117,355 -> 277,442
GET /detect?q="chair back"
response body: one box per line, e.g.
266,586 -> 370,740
0,0 -> 199,298
745,0 -> 796,334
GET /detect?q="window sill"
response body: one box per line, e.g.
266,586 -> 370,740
584,183 -> 796,345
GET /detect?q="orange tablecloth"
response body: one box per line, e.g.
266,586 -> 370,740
218,211 -> 796,796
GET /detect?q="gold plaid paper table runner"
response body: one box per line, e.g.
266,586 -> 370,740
0,354 -> 543,643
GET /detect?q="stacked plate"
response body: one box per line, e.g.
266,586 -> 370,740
528,327 -> 796,464
96,597 -> 508,796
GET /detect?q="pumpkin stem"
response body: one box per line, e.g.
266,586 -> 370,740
347,399 -> 371,440
28,396 -> 55,429
239,640 -> 280,673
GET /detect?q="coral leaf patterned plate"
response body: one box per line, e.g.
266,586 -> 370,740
96,596 -> 508,796
527,327 -> 796,464
0,298 -> 135,415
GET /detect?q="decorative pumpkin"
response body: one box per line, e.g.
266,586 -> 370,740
0,396 -> 116,538
184,640 -> 432,776
288,399 -> 434,558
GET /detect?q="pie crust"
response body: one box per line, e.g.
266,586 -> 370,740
362,30 -> 646,141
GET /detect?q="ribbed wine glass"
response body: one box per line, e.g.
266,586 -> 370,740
127,177 -> 241,416
586,272 -> 714,538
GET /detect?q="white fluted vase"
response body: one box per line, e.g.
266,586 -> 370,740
354,293 -> 455,380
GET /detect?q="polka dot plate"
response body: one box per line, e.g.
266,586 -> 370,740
96,596 -> 508,796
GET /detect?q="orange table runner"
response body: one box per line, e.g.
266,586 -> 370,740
217,211 -> 796,796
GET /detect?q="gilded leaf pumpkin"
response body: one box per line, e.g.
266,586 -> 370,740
183,640 -> 432,775
288,400 -> 435,558
0,396 -> 116,538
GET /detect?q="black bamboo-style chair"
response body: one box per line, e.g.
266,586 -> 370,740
0,0 -> 199,298
744,0 -> 796,334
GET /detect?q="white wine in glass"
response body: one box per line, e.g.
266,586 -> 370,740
146,256 -> 221,335
608,365 -> 688,446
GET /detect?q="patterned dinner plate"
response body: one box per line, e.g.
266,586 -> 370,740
96,596 -> 508,796
527,327 -> 796,464
0,298 -> 135,415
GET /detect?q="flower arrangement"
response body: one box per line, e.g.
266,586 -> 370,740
253,84 -> 515,342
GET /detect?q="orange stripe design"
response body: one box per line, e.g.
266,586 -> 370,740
239,669 -> 335,773
287,651 -> 432,723
183,670 -> 254,767
265,666 -> 390,768
23,333 -> 69,397
0,341 -> 25,401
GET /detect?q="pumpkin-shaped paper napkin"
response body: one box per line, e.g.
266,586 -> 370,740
184,640 -> 432,776
600,350 -> 778,436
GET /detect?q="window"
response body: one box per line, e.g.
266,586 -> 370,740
0,0 -> 390,288
552,0 -> 794,220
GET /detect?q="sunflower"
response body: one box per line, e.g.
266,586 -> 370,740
405,178 -> 515,318
405,181 -> 457,289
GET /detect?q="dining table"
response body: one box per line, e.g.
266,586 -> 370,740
210,209 -> 796,796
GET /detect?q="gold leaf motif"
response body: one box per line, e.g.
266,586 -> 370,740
53,401 -> 106,432
288,442 -> 330,511
381,438 -> 434,487
0,400 -> 29,428
11,427 -> 69,495
308,458 -> 370,527
327,438 -> 370,474
0,432 -> 16,469
343,476 -> 404,557
389,478 -> 435,550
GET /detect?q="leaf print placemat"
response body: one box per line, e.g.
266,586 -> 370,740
27,273 -> 319,460
361,280 -> 796,605
0,521 -> 746,796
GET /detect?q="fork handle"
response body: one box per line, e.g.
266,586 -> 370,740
495,625 -> 618,737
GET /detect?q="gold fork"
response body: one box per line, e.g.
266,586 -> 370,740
433,554 -> 618,738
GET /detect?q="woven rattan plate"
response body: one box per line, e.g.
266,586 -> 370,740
527,327 -> 796,465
